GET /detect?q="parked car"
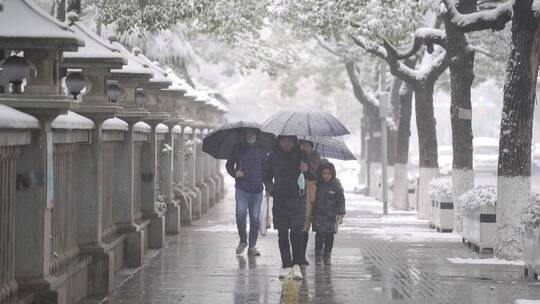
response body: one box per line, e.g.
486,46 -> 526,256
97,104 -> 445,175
438,145 -> 453,176
473,137 -> 499,174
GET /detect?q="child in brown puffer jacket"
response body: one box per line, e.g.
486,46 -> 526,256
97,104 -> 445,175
312,161 -> 346,265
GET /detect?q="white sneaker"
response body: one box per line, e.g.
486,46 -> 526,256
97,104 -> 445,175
279,267 -> 292,279
291,264 -> 303,280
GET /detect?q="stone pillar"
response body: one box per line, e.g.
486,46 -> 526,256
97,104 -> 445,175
76,115 -> 119,296
77,118 -> 104,246
114,121 -> 143,268
195,129 -> 209,214
162,124 -> 180,234
216,157 -> 225,200
212,157 -> 222,202
141,124 -> 165,249
176,127 -> 192,225
186,129 -> 202,219
205,148 -> 217,208
14,116 -> 55,290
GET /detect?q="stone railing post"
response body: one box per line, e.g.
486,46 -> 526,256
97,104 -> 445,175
14,116 -> 55,289
162,122 -> 181,234
186,128 -> 202,219
140,123 -> 165,249
195,128 -> 209,214
113,120 -> 145,267
175,126 -> 192,225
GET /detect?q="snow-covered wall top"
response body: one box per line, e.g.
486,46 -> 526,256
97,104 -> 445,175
51,111 -> 94,130
172,125 -> 182,134
134,121 -> 151,133
459,186 -> 497,212
102,117 -> 128,131
156,123 -> 169,134
0,104 -> 39,129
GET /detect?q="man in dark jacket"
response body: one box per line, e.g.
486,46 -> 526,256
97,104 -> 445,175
264,135 -> 315,280
226,129 -> 267,257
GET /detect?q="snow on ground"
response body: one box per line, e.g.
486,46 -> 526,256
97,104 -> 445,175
515,300 -> 540,304
345,192 -> 463,243
341,224 -> 463,243
448,257 -> 524,266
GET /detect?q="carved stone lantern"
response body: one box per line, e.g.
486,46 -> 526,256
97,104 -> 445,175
61,12 -> 126,116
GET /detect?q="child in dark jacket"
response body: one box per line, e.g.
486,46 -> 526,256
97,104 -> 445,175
312,161 -> 346,265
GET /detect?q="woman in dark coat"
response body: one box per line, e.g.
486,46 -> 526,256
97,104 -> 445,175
312,161 -> 345,265
264,136 -> 314,279
299,140 -> 321,266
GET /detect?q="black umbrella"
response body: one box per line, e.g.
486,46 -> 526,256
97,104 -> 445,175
202,121 -> 275,159
261,110 -> 350,137
300,136 -> 357,160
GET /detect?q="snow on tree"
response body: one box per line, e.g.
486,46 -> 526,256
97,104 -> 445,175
269,0 -> 440,208
443,0 -> 536,260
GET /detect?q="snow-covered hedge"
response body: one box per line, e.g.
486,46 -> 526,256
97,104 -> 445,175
429,178 -> 452,201
521,194 -> 540,230
459,186 -> 497,213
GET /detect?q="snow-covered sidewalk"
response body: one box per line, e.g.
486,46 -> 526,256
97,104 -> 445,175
108,188 -> 540,304
344,193 -> 540,304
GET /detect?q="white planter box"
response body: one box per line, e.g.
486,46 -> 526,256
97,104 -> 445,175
462,203 -> 496,252
524,227 -> 540,279
433,198 -> 454,233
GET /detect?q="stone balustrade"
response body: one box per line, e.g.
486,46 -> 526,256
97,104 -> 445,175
0,3 -> 227,303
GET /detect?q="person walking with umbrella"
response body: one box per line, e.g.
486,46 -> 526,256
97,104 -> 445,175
264,136 -> 315,279
299,140 -> 321,266
261,110 -> 350,279
225,128 -> 269,257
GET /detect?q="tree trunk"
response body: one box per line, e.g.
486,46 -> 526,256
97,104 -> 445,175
387,77 -> 402,168
345,60 -> 383,196
446,0 -> 477,232
55,0 -> 66,22
393,83 -> 413,210
494,1 -> 539,260
414,83 -> 439,219
67,0 -> 81,14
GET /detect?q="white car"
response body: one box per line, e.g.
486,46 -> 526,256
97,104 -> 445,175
473,137 -> 499,174
438,145 -> 453,176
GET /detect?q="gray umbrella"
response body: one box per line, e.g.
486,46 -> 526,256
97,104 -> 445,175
202,121 -> 275,159
261,111 -> 350,137
300,136 -> 357,160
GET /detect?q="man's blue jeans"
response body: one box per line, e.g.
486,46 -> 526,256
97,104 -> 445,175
235,188 -> 263,248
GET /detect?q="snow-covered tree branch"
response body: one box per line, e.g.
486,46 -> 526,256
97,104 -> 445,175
441,0 -> 512,32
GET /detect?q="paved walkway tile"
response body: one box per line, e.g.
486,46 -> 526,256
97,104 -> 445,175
108,188 -> 540,304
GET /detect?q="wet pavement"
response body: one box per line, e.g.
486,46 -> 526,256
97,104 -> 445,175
107,182 -> 540,304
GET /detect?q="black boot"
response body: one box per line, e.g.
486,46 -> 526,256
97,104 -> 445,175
323,254 -> 332,265
315,251 -> 323,265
